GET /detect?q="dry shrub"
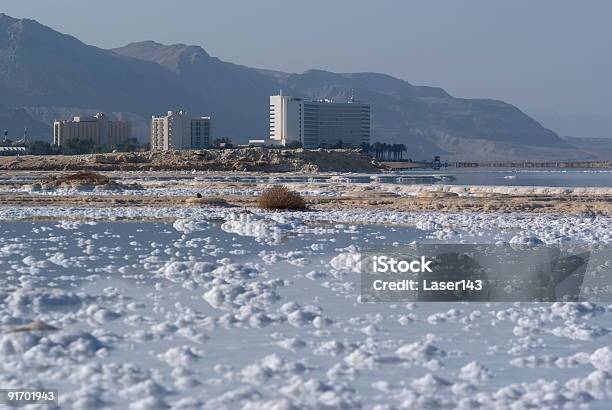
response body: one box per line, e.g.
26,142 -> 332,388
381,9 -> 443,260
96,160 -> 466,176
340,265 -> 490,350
258,185 -> 306,210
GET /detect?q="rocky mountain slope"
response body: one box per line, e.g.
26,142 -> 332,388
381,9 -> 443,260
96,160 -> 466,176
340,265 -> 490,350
0,13 -> 593,160
562,136 -> 612,161
0,104 -> 48,139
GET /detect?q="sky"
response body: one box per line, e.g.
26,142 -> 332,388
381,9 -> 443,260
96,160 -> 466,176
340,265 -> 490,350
2,0 -> 611,138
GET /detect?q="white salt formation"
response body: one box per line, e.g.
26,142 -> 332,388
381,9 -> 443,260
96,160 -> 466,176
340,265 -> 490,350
0,191 -> 610,408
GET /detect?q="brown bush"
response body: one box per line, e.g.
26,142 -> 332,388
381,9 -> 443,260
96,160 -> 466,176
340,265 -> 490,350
258,185 -> 306,210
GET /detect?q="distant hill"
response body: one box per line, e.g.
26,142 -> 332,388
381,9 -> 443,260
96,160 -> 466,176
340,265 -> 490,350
0,13 -> 595,160
562,136 -> 612,161
0,104 -> 48,140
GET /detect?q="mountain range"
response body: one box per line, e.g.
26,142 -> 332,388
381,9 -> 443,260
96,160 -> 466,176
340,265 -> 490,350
0,13 -> 600,161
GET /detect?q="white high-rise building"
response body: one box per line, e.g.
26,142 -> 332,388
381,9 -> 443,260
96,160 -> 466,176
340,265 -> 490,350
269,94 -> 370,148
53,113 -> 131,147
150,110 -> 211,151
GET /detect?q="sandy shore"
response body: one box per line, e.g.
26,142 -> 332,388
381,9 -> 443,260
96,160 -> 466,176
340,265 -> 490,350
1,191 -> 609,215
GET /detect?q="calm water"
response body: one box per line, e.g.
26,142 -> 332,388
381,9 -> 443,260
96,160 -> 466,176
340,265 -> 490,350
0,168 -> 610,189
402,168 -> 612,187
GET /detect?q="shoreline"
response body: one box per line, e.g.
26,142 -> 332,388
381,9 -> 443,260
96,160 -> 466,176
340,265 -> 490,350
3,150 -> 610,173
0,169 -> 609,215
1,190 -> 610,216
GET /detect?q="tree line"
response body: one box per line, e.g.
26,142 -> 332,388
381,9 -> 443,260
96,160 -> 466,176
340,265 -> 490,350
360,142 -> 408,161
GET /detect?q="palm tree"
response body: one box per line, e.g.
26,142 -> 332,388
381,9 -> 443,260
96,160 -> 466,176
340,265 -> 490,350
373,142 -> 384,160
392,144 -> 402,161
398,144 -> 407,160
385,143 -> 393,161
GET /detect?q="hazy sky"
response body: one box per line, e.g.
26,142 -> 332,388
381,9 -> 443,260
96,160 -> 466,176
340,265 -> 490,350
2,0 -> 611,137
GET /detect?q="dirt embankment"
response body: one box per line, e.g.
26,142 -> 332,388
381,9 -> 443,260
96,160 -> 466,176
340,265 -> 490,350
0,148 -> 380,173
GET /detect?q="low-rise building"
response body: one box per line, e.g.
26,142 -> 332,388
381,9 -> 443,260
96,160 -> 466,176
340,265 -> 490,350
248,139 -> 266,147
53,113 -> 131,147
150,110 -> 211,151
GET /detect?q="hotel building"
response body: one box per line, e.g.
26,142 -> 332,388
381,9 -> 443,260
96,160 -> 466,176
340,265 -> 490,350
53,113 -> 131,147
269,94 -> 370,148
150,110 -> 211,151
